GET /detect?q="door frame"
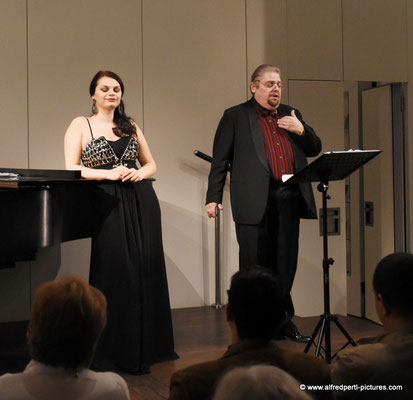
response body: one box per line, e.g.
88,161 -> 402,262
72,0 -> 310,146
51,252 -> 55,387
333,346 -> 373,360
347,82 -> 408,318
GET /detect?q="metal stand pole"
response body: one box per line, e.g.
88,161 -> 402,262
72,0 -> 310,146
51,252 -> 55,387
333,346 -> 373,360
192,150 -> 228,309
211,206 -> 224,309
304,182 -> 356,362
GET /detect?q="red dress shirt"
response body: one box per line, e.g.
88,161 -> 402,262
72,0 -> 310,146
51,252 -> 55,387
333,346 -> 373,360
255,100 -> 295,182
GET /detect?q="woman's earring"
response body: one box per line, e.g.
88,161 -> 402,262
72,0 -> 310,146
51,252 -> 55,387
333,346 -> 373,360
92,99 -> 97,114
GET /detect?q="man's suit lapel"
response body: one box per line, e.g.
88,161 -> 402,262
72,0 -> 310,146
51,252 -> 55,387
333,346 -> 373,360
247,99 -> 269,173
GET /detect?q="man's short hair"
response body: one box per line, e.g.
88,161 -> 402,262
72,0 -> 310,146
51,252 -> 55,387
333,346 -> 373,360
373,252 -> 413,318
27,276 -> 107,370
250,64 -> 281,82
227,266 -> 286,340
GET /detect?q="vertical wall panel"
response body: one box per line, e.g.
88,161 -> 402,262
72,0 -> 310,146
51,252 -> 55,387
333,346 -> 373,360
287,0 -> 343,81
362,85 -> 394,323
28,0 -> 142,169
289,80 -> 346,316
344,81 -> 362,317
246,0 -> 288,100
25,0 -> 142,316
407,0 -> 413,251
0,0 -> 28,168
143,0 -> 246,308
343,0 -> 407,82
0,0 -> 30,322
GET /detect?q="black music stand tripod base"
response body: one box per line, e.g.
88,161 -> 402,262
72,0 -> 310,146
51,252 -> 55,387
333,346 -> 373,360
303,182 -> 356,362
306,312 -> 357,361
284,150 -> 381,363
305,184 -> 356,361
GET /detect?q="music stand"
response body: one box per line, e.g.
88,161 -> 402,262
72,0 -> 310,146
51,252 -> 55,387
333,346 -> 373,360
284,149 -> 381,363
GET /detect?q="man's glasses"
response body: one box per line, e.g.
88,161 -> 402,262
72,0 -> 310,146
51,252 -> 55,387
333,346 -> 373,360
254,80 -> 283,89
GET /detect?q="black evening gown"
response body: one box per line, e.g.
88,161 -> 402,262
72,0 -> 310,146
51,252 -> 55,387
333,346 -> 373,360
81,126 -> 177,374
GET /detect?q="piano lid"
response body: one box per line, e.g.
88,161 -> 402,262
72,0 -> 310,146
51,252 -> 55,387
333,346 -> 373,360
0,168 -> 83,188
0,168 -> 81,179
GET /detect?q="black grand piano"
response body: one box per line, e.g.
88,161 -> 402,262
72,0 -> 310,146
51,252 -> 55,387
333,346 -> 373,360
0,168 -> 96,268
0,168 -> 100,371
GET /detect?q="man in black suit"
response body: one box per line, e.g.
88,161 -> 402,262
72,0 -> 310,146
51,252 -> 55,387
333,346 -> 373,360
206,64 -> 321,342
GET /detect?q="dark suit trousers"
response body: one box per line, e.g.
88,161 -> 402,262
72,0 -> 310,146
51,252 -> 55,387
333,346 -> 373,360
235,183 -> 301,317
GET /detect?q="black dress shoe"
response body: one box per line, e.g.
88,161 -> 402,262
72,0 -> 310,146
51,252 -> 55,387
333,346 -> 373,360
281,320 -> 312,343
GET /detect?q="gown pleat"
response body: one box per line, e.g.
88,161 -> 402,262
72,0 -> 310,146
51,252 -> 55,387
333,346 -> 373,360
89,180 -> 177,374
81,131 -> 177,374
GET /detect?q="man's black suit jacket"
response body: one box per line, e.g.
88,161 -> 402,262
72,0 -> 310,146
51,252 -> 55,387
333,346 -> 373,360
206,98 -> 322,225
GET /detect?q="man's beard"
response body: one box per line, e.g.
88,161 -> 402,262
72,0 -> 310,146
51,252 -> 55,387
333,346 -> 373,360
267,93 -> 280,108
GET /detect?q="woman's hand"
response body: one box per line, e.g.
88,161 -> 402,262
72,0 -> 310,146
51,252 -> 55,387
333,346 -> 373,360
121,168 -> 145,182
105,166 -> 129,181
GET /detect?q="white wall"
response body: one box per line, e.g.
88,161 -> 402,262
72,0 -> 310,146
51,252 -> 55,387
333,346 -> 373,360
407,0 -> 413,252
345,81 -> 363,317
289,81 -> 346,315
287,0 -> 343,81
27,0 -> 143,168
142,0 -> 246,307
0,0 -> 31,322
343,0 -> 408,82
0,0 -> 27,167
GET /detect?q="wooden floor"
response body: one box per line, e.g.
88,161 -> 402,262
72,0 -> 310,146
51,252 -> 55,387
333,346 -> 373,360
123,307 -> 385,400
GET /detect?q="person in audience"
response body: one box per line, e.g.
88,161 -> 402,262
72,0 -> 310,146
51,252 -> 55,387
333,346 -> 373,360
0,276 -> 130,400
168,266 -> 331,400
212,364 -> 314,400
331,252 -> 413,399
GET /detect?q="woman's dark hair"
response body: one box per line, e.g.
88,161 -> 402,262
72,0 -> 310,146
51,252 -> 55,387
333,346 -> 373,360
27,276 -> 107,370
89,70 -> 136,137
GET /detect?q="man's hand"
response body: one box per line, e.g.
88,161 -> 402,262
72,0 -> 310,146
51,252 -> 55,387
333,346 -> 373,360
206,202 -> 223,218
277,109 -> 304,135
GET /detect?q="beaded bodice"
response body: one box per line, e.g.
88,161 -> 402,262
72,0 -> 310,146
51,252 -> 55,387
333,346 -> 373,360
81,135 -> 139,168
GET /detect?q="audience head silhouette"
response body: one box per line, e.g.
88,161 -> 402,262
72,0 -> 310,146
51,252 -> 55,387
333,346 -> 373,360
373,252 -> 413,329
27,276 -> 107,370
331,253 -> 413,398
227,266 -> 286,340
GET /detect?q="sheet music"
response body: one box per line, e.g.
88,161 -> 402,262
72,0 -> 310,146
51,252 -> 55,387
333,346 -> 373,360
325,149 -> 381,154
282,174 -> 294,182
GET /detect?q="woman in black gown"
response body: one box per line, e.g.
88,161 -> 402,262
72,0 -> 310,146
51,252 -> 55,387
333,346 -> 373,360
64,71 -> 177,374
